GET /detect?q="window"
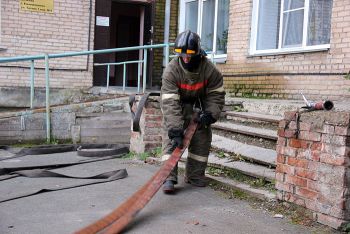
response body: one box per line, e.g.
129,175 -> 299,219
179,0 -> 230,61
250,0 -> 332,55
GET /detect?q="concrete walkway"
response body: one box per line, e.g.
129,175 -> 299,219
0,152 -> 325,234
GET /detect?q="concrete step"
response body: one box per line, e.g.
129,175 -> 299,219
176,160 -> 276,201
225,97 -> 303,116
147,156 -> 275,201
211,134 -> 276,167
224,111 -> 282,124
206,174 -> 276,200
181,151 -> 275,182
212,122 -> 278,141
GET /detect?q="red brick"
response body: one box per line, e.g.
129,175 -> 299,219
145,115 -> 162,122
276,164 -> 295,175
284,111 -> 297,121
317,213 -> 347,229
285,193 -> 306,207
322,144 -> 348,155
299,122 -> 311,131
276,154 -> 285,164
334,126 -> 349,136
307,180 -> 320,191
286,175 -> 307,187
319,153 -> 346,166
308,161 -> 320,171
145,108 -> 162,115
296,149 -> 311,160
311,142 -> 322,151
275,181 -> 294,193
296,187 -> 318,200
145,122 -> 162,128
278,120 -> 287,128
288,121 -> 297,130
287,157 -> 308,168
295,168 -> 317,180
289,139 -> 309,148
143,135 -> 162,142
311,151 -> 321,161
277,137 -> 286,147
298,131 -> 321,141
277,129 -> 297,138
322,125 -> 335,134
322,134 -> 346,146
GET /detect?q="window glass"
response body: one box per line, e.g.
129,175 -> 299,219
307,0 -> 332,46
256,0 -> 280,50
282,9 -> 304,48
216,0 -> 229,54
201,0 -> 215,52
284,0 -> 305,11
185,1 -> 198,32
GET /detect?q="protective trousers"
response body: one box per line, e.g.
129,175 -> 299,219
162,104 -> 212,185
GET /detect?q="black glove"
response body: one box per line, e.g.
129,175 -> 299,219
196,111 -> 216,126
168,128 -> 184,149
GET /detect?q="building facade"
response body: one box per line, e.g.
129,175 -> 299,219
0,0 -> 349,100
178,0 -> 350,100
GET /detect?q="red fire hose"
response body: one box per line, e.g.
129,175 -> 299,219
75,118 -> 198,234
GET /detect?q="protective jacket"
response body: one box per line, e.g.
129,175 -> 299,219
161,56 -> 225,132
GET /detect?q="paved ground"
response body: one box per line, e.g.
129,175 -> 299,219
0,151 -> 333,234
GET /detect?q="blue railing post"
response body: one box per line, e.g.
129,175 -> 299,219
106,64 -> 110,90
143,49 -> 148,93
137,62 -> 141,93
44,54 -> 51,143
123,63 -> 126,93
30,60 -> 35,109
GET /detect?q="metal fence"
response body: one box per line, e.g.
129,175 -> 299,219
0,43 -> 172,142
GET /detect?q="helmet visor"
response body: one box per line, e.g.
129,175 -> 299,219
174,48 -> 197,57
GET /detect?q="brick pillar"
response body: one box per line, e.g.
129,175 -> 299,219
130,95 -> 163,153
276,111 -> 350,229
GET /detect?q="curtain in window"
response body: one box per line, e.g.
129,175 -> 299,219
201,0 -> 215,53
185,1 -> 198,32
307,0 -> 332,46
216,0 -> 229,55
256,0 -> 280,50
282,0 -> 304,48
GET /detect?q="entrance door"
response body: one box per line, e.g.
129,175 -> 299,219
93,0 -> 154,88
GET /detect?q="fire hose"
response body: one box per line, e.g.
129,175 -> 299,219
75,116 -> 198,234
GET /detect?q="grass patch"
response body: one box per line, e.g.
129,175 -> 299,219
122,148 -> 162,161
207,166 -> 275,192
11,139 -> 73,148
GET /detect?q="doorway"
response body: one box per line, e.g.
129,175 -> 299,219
93,0 -> 154,88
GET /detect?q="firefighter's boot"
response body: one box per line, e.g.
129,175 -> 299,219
162,180 -> 175,194
184,156 -> 208,187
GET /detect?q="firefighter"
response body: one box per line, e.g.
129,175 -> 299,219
161,30 -> 225,194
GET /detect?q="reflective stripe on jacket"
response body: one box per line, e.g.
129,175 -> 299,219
161,56 -> 225,131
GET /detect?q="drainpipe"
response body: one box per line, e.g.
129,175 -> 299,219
163,0 -> 171,68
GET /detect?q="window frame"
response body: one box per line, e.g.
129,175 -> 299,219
249,0 -> 331,56
179,0 -> 228,62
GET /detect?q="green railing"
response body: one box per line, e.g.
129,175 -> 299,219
0,43 -> 172,142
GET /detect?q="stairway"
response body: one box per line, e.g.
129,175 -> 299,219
193,99 -> 284,200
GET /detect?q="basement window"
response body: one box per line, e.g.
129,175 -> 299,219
250,0 -> 333,56
179,0 -> 230,63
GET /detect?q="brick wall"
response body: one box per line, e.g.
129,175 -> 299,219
130,95 -> 163,153
152,0 -> 179,87
276,110 -> 350,229
217,0 -> 350,100
0,0 -> 95,88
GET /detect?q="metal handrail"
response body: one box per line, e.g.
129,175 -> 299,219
94,59 -> 144,93
0,43 -> 173,142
